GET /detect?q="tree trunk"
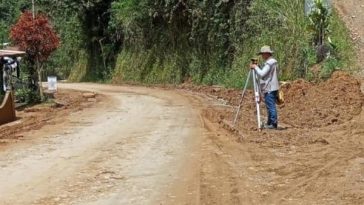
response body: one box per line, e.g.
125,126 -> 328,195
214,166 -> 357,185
36,57 -> 44,101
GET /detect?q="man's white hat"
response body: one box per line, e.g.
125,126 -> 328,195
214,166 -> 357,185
258,45 -> 274,54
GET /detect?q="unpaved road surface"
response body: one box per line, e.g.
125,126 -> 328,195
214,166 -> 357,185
0,80 -> 363,205
0,85 -> 203,204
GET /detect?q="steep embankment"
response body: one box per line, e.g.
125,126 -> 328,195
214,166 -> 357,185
334,0 -> 364,78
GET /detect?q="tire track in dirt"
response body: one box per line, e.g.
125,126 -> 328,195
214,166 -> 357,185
200,120 -> 255,204
195,3 -> 364,198
0,85 -> 203,205
189,70 -> 364,204
198,106 -> 364,205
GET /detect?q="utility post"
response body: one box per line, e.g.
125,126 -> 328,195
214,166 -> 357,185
32,0 -> 35,19
30,0 -> 44,100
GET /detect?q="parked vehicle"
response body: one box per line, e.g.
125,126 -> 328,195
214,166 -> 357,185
1,56 -> 21,92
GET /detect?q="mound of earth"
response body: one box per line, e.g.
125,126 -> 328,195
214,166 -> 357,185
281,71 -> 363,128
183,72 -> 364,145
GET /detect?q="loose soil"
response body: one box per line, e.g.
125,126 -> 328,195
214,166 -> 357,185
182,71 -> 363,130
0,90 -> 99,147
191,71 -> 364,204
0,76 -> 363,204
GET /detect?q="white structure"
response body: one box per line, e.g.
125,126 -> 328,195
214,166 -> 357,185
47,76 -> 57,92
305,0 -> 332,16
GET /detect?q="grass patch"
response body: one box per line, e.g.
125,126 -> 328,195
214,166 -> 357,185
328,11 -> 357,72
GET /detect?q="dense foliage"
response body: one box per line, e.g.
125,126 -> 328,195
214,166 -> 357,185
0,0 -> 356,88
0,0 -> 24,45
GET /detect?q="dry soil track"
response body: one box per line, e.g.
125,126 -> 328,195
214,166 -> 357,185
0,84 -> 204,205
0,79 -> 363,205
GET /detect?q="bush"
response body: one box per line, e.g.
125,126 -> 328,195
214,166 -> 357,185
15,87 -> 40,103
328,11 -> 356,72
110,0 -> 324,87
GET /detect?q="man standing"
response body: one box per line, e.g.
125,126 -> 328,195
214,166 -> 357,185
250,46 -> 280,129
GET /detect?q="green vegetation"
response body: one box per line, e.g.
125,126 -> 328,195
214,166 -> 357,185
325,11 -> 356,73
11,11 -> 60,100
0,1 -> 24,45
0,0 -> 357,90
305,0 -> 355,79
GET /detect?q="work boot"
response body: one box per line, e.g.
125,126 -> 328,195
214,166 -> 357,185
264,124 -> 277,130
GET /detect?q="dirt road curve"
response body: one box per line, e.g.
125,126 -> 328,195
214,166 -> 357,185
0,84 -> 203,205
0,81 -> 363,205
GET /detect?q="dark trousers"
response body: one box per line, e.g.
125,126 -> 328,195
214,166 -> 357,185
264,91 -> 278,127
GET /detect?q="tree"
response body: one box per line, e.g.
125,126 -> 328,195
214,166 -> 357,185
38,0 -> 120,81
307,0 -> 333,63
308,0 -> 331,47
10,11 -> 60,100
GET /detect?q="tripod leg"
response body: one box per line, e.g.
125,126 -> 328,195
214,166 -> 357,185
252,71 -> 262,130
233,70 -> 252,126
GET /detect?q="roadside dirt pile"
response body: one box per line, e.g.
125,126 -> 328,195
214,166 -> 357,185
186,71 -> 363,145
281,71 -> 363,128
0,90 -> 99,145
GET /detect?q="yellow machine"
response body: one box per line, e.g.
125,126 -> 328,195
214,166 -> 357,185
0,49 -> 25,125
0,91 -> 16,125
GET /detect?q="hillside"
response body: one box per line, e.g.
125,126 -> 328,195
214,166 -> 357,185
0,0 -> 355,87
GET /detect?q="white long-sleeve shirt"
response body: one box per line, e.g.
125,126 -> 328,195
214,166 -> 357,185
253,57 -> 280,93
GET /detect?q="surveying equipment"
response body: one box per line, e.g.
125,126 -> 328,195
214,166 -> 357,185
233,58 -> 263,130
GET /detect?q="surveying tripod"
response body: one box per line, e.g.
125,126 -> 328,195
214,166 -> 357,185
233,59 -> 263,130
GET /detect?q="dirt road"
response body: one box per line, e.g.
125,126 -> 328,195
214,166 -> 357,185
0,84 -> 203,205
0,80 -> 363,205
